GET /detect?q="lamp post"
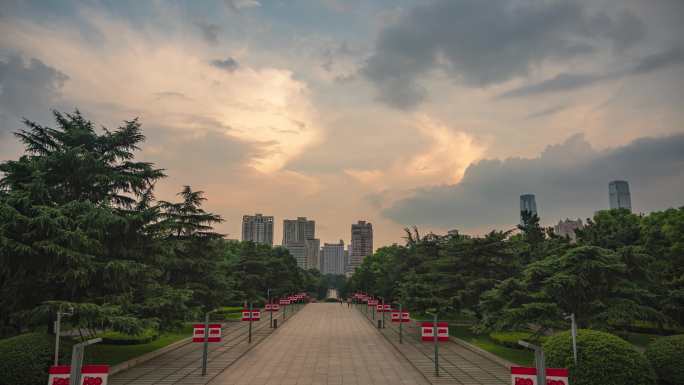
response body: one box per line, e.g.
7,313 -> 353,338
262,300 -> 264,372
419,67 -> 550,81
565,313 -> 578,365
519,340 -> 546,385
53,305 -> 74,366
426,309 -> 439,377
267,288 -> 272,328
398,303 -> 403,344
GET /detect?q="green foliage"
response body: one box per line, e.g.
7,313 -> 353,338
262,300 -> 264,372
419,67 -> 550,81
544,329 -> 655,385
488,331 -> 545,349
100,328 -> 158,345
0,110 -> 312,341
645,335 -> 684,385
481,245 -> 667,332
0,333 -> 58,385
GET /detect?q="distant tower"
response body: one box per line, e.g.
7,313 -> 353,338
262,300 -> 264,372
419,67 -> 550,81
609,180 -> 632,211
520,194 -> 538,223
241,214 -> 274,246
348,221 -> 373,273
282,217 -> 317,269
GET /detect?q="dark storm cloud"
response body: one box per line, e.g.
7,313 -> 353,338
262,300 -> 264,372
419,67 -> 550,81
0,55 -> 68,135
210,57 -> 239,72
363,0 -> 646,109
195,21 -> 221,45
500,46 -> 684,98
524,105 -> 567,120
383,134 -> 684,230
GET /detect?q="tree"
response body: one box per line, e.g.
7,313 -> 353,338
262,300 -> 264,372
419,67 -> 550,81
0,111 -> 169,335
480,246 -> 666,331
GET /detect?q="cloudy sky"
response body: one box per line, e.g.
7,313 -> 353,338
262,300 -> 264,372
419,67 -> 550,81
1,0 -> 683,247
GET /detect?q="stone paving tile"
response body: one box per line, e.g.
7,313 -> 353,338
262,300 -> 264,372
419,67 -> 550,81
210,303 -> 430,385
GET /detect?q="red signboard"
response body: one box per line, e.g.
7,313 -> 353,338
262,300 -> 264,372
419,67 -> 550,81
421,322 -> 449,341
510,367 -> 569,385
192,324 -> 222,343
48,365 -> 109,385
367,299 -> 378,306
265,304 -> 280,312
391,311 -> 410,323
279,299 -> 290,305
241,310 -> 261,321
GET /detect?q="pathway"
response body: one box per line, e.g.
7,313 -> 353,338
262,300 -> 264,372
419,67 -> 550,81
210,303 -> 430,385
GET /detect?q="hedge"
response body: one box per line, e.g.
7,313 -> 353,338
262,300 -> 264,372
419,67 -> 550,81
0,333 -> 61,385
100,328 -> 158,345
645,334 -> 684,385
489,331 -> 546,349
543,329 -> 655,385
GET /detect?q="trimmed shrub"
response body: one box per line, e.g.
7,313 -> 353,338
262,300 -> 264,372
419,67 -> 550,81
214,306 -> 243,320
489,331 -> 546,349
0,333 -> 58,385
645,334 -> 684,385
543,329 -> 655,385
100,328 -> 158,345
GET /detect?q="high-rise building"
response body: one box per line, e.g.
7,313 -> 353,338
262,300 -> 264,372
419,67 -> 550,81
348,221 -> 373,273
283,217 -> 317,269
305,238 -> 321,270
520,194 -> 538,223
321,240 -> 345,275
554,218 -> 583,241
241,214 -> 274,246
609,180 -> 632,211
285,241 -> 307,269
282,217 -> 315,244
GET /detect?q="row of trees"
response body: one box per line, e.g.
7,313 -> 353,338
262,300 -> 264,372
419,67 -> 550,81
0,111 -> 318,338
348,208 -> 684,333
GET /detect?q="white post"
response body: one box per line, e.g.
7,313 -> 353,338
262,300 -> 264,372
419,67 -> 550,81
571,313 -> 578,365
54,311 -> 62,366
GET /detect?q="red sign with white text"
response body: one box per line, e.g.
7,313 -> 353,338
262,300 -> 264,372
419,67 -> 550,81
192,324 -> 222,342
391,311 -> 411,322
510,367 -> 569,385
241,310 -> 261,321
421,322 -> 449,341
48,365 -> 109,385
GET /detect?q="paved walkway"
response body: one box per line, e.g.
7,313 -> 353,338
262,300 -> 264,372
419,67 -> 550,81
210,303 -> 430,385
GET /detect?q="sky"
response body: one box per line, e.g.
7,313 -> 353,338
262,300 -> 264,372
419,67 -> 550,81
1,0 -> 683,248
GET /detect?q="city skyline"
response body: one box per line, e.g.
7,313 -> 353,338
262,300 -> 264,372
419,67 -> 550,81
1,1 -> 682,247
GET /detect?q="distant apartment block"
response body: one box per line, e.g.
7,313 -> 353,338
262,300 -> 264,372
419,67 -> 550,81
283,217 -> 317,269
609,180 -> 632,211
348,221 -> 373,273
285,241 -> 307,269
241,213 -> 274,246
321,240 -> 345,275
554,218 -> 583,241
283,217 -> 315,244
520,194 -> 538,223
305,238 -> 321,270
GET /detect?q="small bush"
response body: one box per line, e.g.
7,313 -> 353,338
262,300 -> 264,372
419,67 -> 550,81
0,333 -> 61,385
100,328 -> 158,345
214,306 -> 243,320
544,329 -> 655,385
489,331 -> 546,349
645,334 -> 684,385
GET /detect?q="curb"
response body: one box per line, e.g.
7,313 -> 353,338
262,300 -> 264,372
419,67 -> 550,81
110,335 -> 193,375
110,319 -> 240,375
449,337 -> 514,369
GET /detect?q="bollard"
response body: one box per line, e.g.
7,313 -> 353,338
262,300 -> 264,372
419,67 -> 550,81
377,319 -> 382,329
273,319 -> 278,329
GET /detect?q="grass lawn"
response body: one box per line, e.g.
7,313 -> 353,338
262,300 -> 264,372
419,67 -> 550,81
82,325 -> 192,366
450,325 -> 534,366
